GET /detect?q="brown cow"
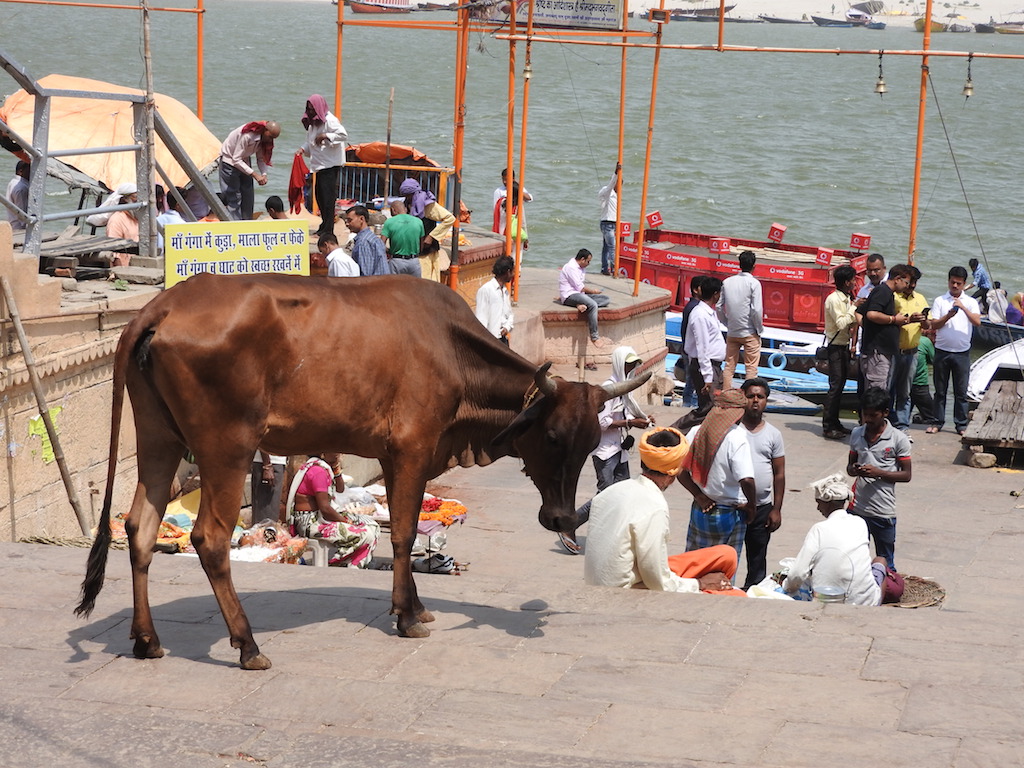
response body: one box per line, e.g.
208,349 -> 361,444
75,273 -> 649,670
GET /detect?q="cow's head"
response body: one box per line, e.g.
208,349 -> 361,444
492,362 -> 652,534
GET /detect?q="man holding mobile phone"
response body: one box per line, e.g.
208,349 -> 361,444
892,266 -> 931,436
928,265 -> 982,435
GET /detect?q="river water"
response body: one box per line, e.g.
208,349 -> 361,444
2,0 -> 1022,299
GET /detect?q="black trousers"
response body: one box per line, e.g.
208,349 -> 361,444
314,165 -> 341,237
742,502 -> 775,589
822,344 -> 851,431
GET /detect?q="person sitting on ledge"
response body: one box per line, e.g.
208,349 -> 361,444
584,426 -> 747,595
559,248 -> 610,348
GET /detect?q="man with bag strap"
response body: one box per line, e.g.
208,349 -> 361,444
822,264 -> 859,440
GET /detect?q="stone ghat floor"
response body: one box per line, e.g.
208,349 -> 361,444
2,403 -> 1022,767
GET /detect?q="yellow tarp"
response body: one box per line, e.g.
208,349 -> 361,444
0,74 -> 221,191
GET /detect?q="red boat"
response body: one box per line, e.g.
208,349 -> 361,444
349,1 -> 411,13
618,228 -> 868,335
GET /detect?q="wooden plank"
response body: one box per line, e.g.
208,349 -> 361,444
964,381 -> 1024,448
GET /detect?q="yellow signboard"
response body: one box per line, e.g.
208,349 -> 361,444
164,220 -> 309,288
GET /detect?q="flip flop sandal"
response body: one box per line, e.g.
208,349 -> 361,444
558,532 -> 581,555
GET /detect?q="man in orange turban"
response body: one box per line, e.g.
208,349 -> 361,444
583,427 -> 746,596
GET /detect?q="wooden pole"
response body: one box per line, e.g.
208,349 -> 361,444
195,0 -> 204,120
908,0 -> 934,266
0,277 -> 91,536
384,87 -> 394,201
142,0 -> 158,261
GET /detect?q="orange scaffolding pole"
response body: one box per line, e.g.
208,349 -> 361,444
612,0 -> 628,277
512,0 -> 535,303
335,0 -> 344,116
505,6 -> 518,282
907,0 -> 934,267
632,4 -> 666,298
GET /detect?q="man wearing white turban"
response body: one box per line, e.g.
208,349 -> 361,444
782,473 -> 888,606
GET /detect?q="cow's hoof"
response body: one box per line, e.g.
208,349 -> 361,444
417,609 -> 436,624
240,652 -> 272,671
397,621 -> 431,638
132,637 -> 165,659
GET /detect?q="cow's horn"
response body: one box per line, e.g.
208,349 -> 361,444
601,370 -> 652,400
535,363 -> 557,397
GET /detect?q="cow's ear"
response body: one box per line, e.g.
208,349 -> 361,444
491,397 -> 544,452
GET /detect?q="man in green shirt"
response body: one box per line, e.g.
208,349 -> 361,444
381,200 -> 425,277
911,334 -> 938,427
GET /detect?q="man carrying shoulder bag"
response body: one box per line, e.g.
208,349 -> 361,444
822,265 -> 860,440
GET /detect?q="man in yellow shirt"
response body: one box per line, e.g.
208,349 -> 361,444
892,266 -> 931,435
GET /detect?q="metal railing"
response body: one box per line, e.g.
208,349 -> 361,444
340,162 -> 455,211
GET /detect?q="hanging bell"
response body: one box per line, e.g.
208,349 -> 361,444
962,77 -> 974,98
874,76 -> 888,96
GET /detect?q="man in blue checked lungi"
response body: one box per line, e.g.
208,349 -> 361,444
677,389 -> 756,570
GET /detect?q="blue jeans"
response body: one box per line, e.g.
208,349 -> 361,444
890,349 -> 917,432
856,514 -> 897,570
933,348 -> 971,431
600,220 -> 616,274
563,292 -> 610,340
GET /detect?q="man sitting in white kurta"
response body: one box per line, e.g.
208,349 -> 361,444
584,427 -> 746,595
783,473 -> 887,606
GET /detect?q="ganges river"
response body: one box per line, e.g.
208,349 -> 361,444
2,0 -> 1024,299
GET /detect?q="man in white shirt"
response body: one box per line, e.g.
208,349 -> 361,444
300,94 -> 348,238
475,255 -> 515,344
597,163 -> 620,276
584,427 -> 745,595
684,276 -> 726,418
677,388 -> 756,564
718,250 -> 764,390
319,233 -> 359,277
559,249 -> 610,347
219,120 -> 280,221
928,265 -> 981,435
783,473 -> 890,606
5,160 -> 29,231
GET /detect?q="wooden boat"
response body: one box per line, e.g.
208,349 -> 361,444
995,24 -> 1024,33
812,15 -> 854,27
759,14 -> 812,23
947,22 -> 973,32
349,0 -> 411,13
968,338 -> 1024,402
866,20 -> 886,29
973,318 -> 1024,350
914,17 -> 947,32
671,4 -> 735,16
975,22 -> 996,32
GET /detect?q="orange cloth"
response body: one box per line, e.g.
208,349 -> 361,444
638,427 -> 689,476
668,544 -> 747,596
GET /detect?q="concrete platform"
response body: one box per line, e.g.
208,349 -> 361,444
2,398 -> 1021,767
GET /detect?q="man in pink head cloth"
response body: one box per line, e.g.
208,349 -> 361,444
219,121 -> 280,221
298,95 -> 348,237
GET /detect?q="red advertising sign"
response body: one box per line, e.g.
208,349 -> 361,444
850,254 -> 867,273
645,210 -> 664,229
619,221 -> 632,238
850,232 -> 872,250
815,248 -> 835,266
709,237 -> 731,255
768,223 -> 787,243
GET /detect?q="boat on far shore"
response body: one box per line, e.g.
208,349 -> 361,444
914,17 -> 947,32
759,14 -> 812,23
812,15 -> 855,26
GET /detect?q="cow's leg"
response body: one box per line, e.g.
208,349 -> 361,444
125,434 -> 183,660
190,461 -> 270,670
383,461 -> 433,637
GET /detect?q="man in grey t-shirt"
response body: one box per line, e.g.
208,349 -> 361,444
739,378 -> 785,588
847,386 -> 912,570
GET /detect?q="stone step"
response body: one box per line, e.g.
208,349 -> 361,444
110,266 -> 164,285
131,255 -> 164,270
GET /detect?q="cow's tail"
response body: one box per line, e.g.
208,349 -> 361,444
74,319 -> 151,618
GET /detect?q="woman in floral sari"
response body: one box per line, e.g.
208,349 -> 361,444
285,453 -> 379,567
